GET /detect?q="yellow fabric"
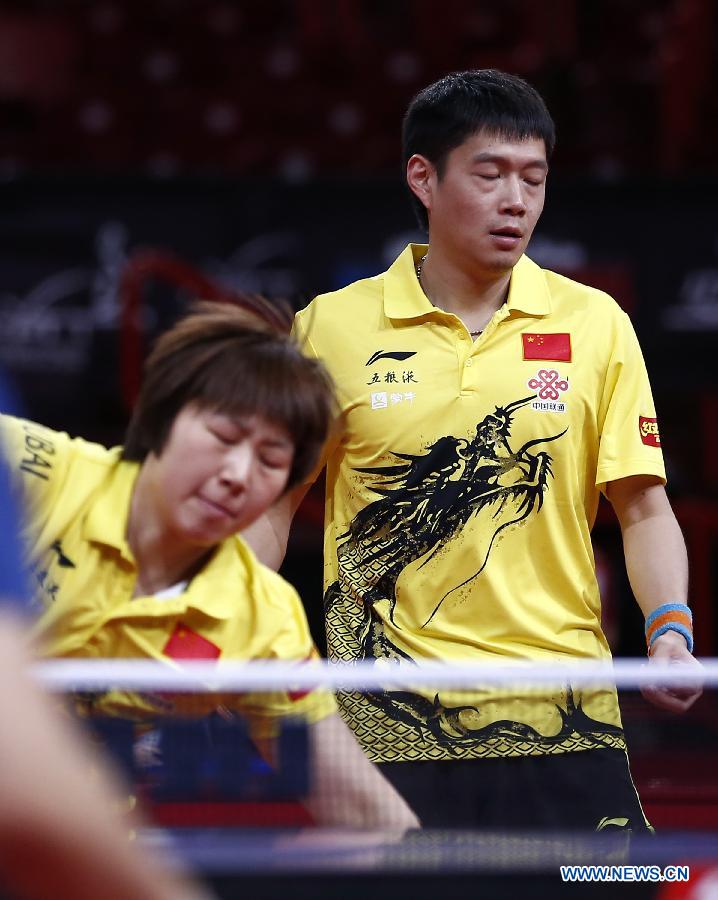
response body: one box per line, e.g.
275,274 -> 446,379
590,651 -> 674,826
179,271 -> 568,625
294,243 -> 665,762
0,415 -> 335,735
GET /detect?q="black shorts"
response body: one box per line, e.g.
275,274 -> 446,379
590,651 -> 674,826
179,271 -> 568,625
378,748 -> 652,831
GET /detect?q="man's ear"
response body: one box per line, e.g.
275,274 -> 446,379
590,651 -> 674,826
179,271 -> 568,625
406,154 -> 434,216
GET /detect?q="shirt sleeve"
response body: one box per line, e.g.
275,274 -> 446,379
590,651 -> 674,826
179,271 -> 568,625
0,453 -> 30,609
0,384 -> 31,607
0,415 -> 70,540
232,566 -> 337,739
595,311 -> 666,493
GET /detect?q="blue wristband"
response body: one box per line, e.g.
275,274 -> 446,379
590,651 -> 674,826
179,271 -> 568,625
645,603 -> 693,631
645,603 -> 693,654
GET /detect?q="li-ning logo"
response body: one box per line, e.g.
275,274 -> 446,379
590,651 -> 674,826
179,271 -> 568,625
365,350 -> 417,366
639,416 -> 661,447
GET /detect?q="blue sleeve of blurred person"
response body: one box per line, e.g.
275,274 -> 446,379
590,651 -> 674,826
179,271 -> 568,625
0,460 -> 28,605
0,373 -> 31,609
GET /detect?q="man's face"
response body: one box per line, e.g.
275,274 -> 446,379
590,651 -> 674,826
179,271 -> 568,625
147,404 -> 294,547
422,130 -> 548,275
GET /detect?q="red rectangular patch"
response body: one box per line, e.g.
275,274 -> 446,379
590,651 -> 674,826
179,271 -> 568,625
639,416 -> 661,447
287,654 -> 315,702
163,624 -> 221,660
522,333 -> 572,362
287,688 -> 311,702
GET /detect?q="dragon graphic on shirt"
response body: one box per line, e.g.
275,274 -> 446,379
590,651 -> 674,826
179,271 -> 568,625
324,394 -> 621,753
326,394 -> 565,633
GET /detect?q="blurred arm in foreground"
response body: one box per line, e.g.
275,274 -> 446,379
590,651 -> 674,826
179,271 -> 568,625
0,616 -> 210,900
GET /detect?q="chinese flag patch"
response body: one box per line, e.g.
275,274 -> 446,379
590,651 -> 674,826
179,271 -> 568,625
639,416 -> 661,447
287,653 -> 316,702
288,688 -> 311,702
163,624 -> 221,660
522,333 -> 572,362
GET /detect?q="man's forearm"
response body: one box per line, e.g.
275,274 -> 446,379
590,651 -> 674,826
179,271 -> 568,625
620,505 -> 689,620
608,477 -> 689,621
241,511 -> 288,570
242,486 -> 309,571
609,478 -> 700,709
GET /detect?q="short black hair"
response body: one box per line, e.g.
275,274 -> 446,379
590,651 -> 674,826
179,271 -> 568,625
122,301 -> 334,491
402,69 -> 556,230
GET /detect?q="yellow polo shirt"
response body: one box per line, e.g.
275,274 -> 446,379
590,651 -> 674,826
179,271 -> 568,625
0,415 -> 336,736
294,243 -> 665,762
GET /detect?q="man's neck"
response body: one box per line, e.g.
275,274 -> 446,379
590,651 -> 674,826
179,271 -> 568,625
417,249 -> 512,332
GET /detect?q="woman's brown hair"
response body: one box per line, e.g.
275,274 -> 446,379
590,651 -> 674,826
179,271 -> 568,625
122,301 -> 334,490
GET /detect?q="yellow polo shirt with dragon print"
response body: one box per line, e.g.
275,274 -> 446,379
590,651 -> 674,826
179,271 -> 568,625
294,243 -> 665,762
0,414 -> 336,737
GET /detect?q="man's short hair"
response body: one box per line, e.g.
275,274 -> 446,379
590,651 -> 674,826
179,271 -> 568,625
122,301 -> 334,490
402,69 -> 556,230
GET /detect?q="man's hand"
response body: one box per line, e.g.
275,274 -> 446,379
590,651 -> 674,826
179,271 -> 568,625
642,630 -> 703,713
